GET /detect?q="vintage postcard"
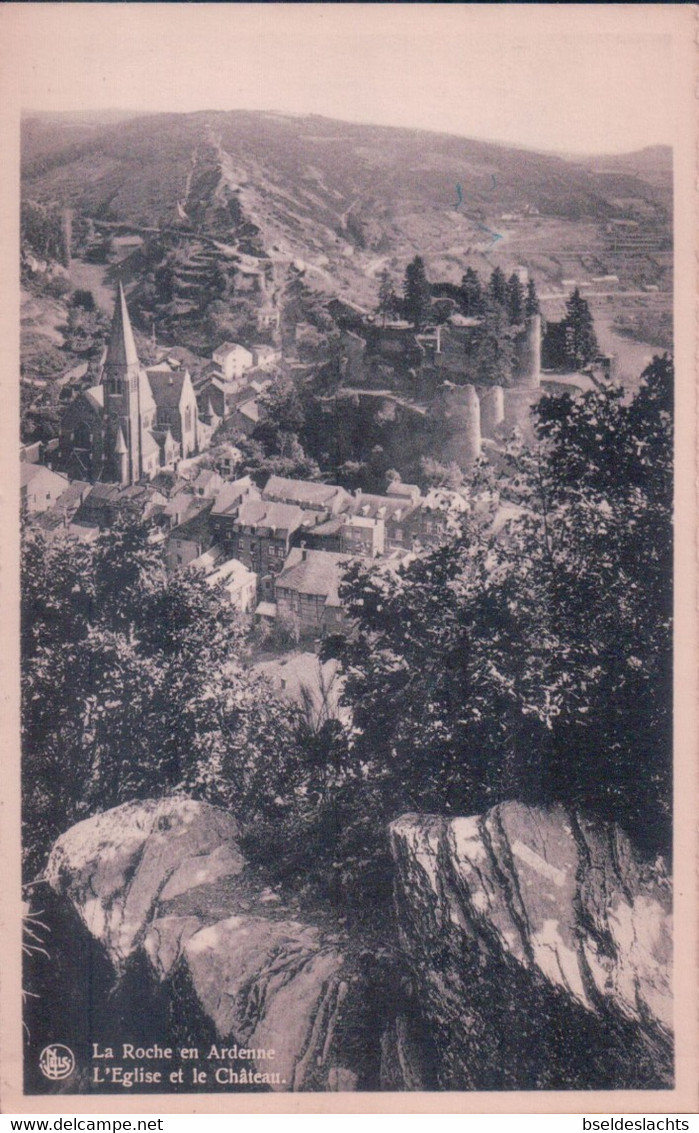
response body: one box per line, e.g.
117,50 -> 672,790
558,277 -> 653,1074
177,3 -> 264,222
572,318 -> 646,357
0,2 -> 696,1114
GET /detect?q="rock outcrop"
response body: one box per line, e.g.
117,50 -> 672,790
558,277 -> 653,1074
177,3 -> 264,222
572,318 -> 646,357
39,796 -> 673,1094
45,798 -> 246,969
44,799 -> 370,1091
390,801 -> 673,1090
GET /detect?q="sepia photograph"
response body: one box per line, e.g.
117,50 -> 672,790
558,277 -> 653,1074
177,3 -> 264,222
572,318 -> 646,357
0,2 -> 696,1114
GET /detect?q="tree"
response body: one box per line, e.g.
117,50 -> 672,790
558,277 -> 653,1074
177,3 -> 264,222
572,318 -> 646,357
460,299 -> 516,387
563,287 -> 598,369
70,289 -> 96,312
403,256 -> 431,329
459,268 -> 483,317
326,356 -> 673,860
21,521 -> 303,879
377,269 -> 396,328
488,266 -> 508,308
525,277 -> 540,317
506,273 -> 524,325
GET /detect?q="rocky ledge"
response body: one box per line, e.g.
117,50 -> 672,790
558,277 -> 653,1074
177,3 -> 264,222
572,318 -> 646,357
37,796 -> 672,1093
390,801 -> 673,1089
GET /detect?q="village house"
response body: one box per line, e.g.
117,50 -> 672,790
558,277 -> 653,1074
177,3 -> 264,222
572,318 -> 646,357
347,491 -> 421,552
301,511 -> 385,557
205,557 -> 258,613
20,464 -> 71,516
34,479 -> 92,535
74,482 -> 167,530
252,653 -> 347,728
251,344 -> 282,371
208,476 -> 261,546
164,500 -> 215,572
232,398 -> 261,436
256,305 -> 280,332
273,548 -> 350,637
226,499 -> 307,598
19,462 -> 70,516
212,342 -> 254,381
411,488 -> 468,548
262,475 -> 351,516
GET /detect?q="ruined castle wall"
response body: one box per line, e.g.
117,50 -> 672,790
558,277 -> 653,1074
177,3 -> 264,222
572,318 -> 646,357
502,388 -> 541,440
438,383 -> 481,467
477,385 -> 504,438
512,314 -> 541,390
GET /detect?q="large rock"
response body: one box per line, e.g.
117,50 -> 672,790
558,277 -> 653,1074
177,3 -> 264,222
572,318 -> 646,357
45,798 -> 245,968
44,799 -> 369,1091
389,802 -> 673,1090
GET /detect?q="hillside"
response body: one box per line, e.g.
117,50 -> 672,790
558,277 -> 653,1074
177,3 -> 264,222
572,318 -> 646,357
22,111 -> 671,300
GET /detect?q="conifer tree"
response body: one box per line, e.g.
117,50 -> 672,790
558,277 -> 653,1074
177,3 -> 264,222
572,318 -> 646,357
525,277 -> 540,316
506,273 -> 525,325
403,255 -> 431,329
488,266 -> 507,307
377,269 -> 395,328
563,287 -> 598,368
459,268 -> 482,317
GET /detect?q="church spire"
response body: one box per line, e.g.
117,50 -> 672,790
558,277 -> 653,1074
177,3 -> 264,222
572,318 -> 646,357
104,280 -> 140,376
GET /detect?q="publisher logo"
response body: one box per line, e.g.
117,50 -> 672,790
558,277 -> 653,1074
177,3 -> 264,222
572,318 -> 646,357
39,1044 -> 75,1081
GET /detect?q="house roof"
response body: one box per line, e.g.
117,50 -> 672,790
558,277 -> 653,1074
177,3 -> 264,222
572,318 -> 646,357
207,557 -> 256,588
237,399 -> 260,423
255,601 -> 278,618
20,464 -> 68,490
169,500 -> 214,543
210,476 -> 256,518
276,548 -> 350,600
236,499 -> 305,534
263,476 -> 348,510
214,341 -> 251,358
348,493 -> 419,522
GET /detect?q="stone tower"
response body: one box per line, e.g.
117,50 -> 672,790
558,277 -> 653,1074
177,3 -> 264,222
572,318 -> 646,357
437,382 -> 481,468
102,283 -> 144,486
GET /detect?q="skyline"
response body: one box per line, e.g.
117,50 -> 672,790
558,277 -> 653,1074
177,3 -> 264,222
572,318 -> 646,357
3,4 -> 681,156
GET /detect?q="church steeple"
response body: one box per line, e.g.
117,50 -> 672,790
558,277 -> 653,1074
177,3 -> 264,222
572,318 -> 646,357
103,281 -> 140,388
103,282 -> 143,485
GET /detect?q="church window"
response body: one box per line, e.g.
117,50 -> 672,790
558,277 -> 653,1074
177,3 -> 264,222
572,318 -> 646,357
185,406 -> 192,432
72,422 -> 91,450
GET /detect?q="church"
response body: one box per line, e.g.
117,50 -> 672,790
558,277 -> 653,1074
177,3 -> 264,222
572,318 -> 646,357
59,283 -> 210,484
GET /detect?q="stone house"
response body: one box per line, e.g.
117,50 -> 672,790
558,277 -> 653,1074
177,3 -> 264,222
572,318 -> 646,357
274,548 -> 350,637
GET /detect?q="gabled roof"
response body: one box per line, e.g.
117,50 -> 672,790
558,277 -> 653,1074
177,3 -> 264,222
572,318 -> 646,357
20,463 -> 68,490
213,341 -> 252,358
147,369 -> 191,410
276,548 -> 351,599
142,429 -> 161,458
82,386 -> 104,412
210,476 -> 256,518
207,557 -> 257,588
237,399 -> 259,423
103,282 -> 140,374
235,499 -> 305,534
348,493 -> 419,522
263,476 -> 348,510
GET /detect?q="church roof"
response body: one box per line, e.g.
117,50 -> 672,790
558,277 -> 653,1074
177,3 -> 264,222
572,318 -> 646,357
142,429 -> 161,458
83,386 -> 104,411
104,282 -> 140,374
147,369 -> 190,409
